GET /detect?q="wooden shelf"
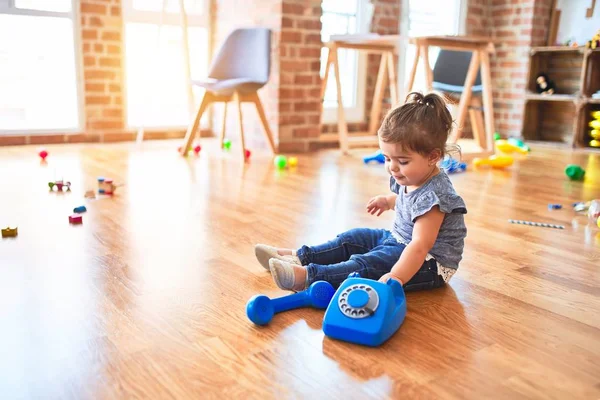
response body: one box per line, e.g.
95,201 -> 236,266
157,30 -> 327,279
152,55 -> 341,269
530,46 -> 586,54
586,97 -> 600,104
525,93 -> 579,102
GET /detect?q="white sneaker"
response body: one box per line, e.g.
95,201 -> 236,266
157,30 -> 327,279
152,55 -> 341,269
255,244 -> 301,270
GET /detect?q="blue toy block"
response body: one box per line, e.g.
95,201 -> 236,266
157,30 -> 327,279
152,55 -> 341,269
73,205 -> 87,213
548,203 -> 562,210
322,273 -> 407,347
363,150 -> 385,164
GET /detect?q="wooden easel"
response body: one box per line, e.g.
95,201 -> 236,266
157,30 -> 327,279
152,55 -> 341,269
136,0 -> 195,143
405,35 -> 497,157
320,34 -> 399,153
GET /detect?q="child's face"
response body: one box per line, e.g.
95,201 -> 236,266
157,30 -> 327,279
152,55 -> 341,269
379,140 -> 438,187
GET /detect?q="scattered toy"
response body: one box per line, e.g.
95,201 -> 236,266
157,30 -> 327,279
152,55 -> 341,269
535,73 -> 555,95
363,150 -> 385,164
48,180 -> 71,191
97,177 -> 119,195
38,149 -> 48,161
1,227 -> 18,238
73,205 -> 87,213
508,219 -> 565,229
440,158 -> 466,174
548,204 -> 562,210
69,214 -> 83,225
274,155 -> 287,169
245,149 -> 251,160
84,190 -> 96,199
288,156 -> 298,167
223,139 -> 232,150
565,164 -> 585,181
473,155 -> 514,168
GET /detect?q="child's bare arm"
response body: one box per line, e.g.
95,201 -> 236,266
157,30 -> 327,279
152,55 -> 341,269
382,206 -> 445,284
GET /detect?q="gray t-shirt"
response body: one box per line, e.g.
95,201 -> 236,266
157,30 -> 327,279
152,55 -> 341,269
389,171 -> 467,269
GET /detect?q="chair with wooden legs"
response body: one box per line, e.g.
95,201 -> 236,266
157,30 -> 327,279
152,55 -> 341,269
180,28 -> 276,161
430,49 -> 487,149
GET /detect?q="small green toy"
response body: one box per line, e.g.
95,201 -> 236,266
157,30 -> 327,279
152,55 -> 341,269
223,139 -> 232,150
565,164 -> 585,181
493,132 -> 501,141
274,155 -> 287,169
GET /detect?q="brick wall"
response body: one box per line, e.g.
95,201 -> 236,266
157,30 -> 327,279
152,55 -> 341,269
466,0 -> 553,138
81,0 -> 125,141
278,0 -> 323,152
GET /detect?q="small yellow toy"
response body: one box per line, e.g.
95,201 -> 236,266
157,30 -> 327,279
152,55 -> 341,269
473,155 -> 514,168
1,226 -> 18,238
288,157 -> 298,167
590,139 -> 600,148
591,130 -> 600,139
495,139 -> 529,155
590,120 -> 600,129
591,111 -> 600,119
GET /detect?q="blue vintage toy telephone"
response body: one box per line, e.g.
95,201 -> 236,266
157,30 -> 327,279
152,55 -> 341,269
322,272 -> 407,347
246,273 -> 406,346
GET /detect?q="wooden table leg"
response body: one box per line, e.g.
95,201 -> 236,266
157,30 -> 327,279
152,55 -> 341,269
386,51 -> 399,107
320,47 -> 332,111
331,46 -> 350,153
452,51 -> 480,143
368,53 -> 389,136
479,49 -> 495,152
405,45 -> 420,94
421,45 -> 433,91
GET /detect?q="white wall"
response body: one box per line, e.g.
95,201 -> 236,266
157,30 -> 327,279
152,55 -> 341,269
556,0 -> 600,44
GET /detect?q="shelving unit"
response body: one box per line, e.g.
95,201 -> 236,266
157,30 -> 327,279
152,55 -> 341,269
522,47 -> 600,149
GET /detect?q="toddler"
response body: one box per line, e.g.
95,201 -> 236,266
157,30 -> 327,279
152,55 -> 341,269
255,92 -> 467,292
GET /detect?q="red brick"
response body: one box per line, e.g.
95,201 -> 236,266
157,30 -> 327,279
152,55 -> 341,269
281,60 -> 308,72
299,47 -> 321,58
85,69 -> 116,80
86,95 -> 111,105
81,3 -> 107,15
114,96 -> 123,106
89,120 -> 123,130
94,43 -> 104,53
84,56 -> 96,67
294,75 -> 313,85
89,16 -> 103,27
304,33 -> 322,44
296,19 -> 320,30
102,31 -> 121,41
85,83 -> 105,92
83,43 -> 91,53
294,102 -> 320,112
282,17 -> 294,28
110,6 -> 121,17
107,45 -> 121,55
99,57 -> 120,67
82,29 -> 98,40
282,3 -> 304,15
108,84 -> 121,93
103,108 -> 123,118
281,31 -> 302,43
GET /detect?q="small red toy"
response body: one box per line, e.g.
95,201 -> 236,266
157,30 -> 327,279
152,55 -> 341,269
178,144 -> 202,156
69,214 -> 82,224
245,149 -> 251,160
48,180 -> 71,191
39,149 -> 48,160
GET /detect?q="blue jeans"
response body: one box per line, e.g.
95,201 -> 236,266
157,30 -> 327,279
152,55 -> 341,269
296,228 -> 445,291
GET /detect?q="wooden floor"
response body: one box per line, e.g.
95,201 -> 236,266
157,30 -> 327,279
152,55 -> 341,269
1,140 -> 599,399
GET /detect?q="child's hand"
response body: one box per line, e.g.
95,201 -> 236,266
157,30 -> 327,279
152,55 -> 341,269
378,273 -> 403,286
366,195 -> 390,216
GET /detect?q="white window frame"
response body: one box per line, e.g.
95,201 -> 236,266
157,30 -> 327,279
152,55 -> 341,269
321,0 -> 370,124
0,0 -> 84,134
122,0 -> 210,130
397,0 -> 468,100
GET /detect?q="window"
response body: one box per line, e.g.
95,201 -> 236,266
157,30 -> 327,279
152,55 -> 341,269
320,0 -> 370,123
123,0 -> 209,129
399,0 -> 467,96
0,0 -> 82,133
